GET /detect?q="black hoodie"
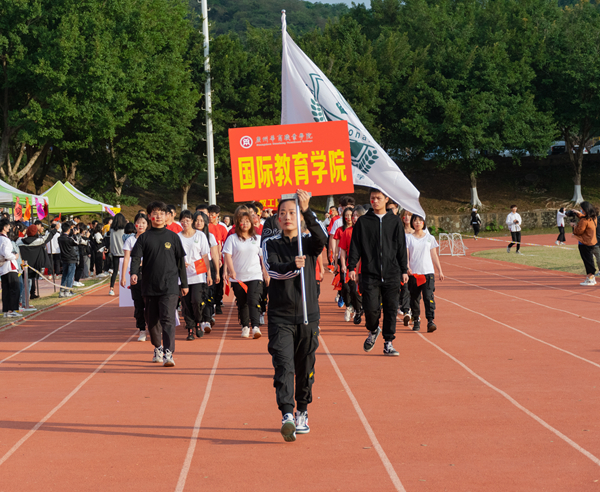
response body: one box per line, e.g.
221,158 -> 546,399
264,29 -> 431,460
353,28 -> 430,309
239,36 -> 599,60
348,209 -> 408,282
262,208 -> 327,325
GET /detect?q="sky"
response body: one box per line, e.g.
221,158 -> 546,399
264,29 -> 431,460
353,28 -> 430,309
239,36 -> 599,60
315,0 -> 370,6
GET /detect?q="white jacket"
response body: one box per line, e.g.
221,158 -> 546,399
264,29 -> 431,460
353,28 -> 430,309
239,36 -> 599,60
505,212 -> 522,232
0,235 -> 18,276
556,210 -> 567,228
46,230 -> 61,254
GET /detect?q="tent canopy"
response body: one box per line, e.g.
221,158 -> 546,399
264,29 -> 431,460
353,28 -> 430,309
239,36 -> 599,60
63,182 -> 120,214
0,179 -> 48,206
42,181 -> 119,215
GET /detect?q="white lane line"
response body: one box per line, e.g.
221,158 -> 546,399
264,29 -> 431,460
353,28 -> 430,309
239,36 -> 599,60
320,335 -> 407,492
437,295 -> 600,369
0,298 -> 118,366
0,331 -> 136,467
417,333 -> 600,467
175,304 -> 234,492
445,275 -> 600,326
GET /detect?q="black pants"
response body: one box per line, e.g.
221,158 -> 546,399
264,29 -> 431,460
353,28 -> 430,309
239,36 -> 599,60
408,274 -> 436,323
51,253 -> 62,275
508,231 -> 521,251
260,282 -> 268,314
360,277 -> 400,342
472,224 -> 480,236
578,243 -> 596,275
144,294 -> 178,353
74,258 -> 84,282
1,272 -> 20,312
214,264 -> 224,309
131,283 -> 146,330
181,282 -> 209,330
348,279 -> 362,313
29,270 -> 39,297
400,281 -> 410,313
557,226 -> 565,243
94,252 -> 103,277
110,256 -> 122,288
232,279 -> 262,328
267,321 -> 319,416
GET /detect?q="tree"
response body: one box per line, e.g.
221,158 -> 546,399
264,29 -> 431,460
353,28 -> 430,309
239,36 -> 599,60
533,1 -> 600,204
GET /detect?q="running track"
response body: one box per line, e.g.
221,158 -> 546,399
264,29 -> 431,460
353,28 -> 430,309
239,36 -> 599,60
1,233 -> 599,491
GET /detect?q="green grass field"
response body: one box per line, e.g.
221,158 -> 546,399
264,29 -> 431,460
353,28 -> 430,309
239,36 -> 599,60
472,246 -> 587,275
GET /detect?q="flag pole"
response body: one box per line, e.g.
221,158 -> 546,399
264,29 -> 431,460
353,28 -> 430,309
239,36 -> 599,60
201,0 -> 216,206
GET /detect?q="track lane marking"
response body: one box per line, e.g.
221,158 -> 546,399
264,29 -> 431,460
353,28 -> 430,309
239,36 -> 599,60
437,295 -> 600,369
0,298 -> 118,366
0,331 -> 136,467
320,335 -> 407,492
417,333 -> 600,467
175,303 -> 234,492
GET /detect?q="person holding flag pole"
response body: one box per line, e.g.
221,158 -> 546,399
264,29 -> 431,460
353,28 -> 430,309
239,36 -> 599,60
262,190 -> 327,442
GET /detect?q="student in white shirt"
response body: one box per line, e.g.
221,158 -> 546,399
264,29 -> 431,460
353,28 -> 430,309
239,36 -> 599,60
121,213 -> 150,341
406,214 -> 444,333
505,204 -> 523,254
556,207 -> 567,245
178,210 -> 212,340
223,210 -> 267,339
194,211 -> 219,333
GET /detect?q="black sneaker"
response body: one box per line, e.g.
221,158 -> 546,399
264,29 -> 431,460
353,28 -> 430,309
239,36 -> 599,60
383,341 -> 399,356
412,321 -> 421,332
195,327 -> 204,338
215,305 -> 223,315
363,327 -> 381,352
186,330 -> 195,341
209,316 -> 216,327
353,309 -> 363,325
427,321 -> 437,333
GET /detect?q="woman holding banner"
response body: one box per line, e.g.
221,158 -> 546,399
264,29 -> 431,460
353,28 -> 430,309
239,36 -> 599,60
223,210 -> 266,339
178,210 -> 212,340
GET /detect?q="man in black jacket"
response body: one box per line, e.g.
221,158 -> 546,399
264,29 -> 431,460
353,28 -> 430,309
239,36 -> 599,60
348,188 -> 408,356
262,190 -> 327,442
58,222 -> 78,298
130,201 -> 188,368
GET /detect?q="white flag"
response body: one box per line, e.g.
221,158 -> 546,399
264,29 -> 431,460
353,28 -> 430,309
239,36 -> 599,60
281,11 -> 425,217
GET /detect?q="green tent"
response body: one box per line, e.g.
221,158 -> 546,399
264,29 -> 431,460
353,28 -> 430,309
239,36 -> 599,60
42,181 -> 117,215
63,182 -> 120,214
0,179 -> 48,207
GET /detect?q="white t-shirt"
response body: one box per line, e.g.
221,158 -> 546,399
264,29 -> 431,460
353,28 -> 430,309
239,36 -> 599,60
47,230 -> 61,254
123,235 -> 137,252
329,216 -> 343,236
206,232 -> 217,260
506,212 -> 522,232
178,231 -> 211,284
406,232 -> 439,275
222,234 -> 263,283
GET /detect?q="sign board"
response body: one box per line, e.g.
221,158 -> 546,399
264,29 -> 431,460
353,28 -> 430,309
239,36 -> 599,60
229,120 -> 353,202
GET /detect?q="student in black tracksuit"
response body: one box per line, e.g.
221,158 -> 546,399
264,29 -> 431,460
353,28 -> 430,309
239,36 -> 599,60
262,190 -> 327,442
130,201 -> 188,368
348,188 -> 409,357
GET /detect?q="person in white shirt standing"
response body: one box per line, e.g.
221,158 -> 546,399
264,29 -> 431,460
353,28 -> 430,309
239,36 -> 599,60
223,210 -> 267,339
505,205 -> 523,254
178,210 -> 212,341
556,207 -> 567,245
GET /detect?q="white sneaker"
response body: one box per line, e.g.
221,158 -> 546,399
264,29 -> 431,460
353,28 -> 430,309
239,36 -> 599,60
58,291 -> 65,298
152,346 -> 164,363
73,281 -> 84,287
580,277 -> 597,286
280,413 -> 296,442
344,306 -> 354,322
555,240 -> 560,245
260,314 -> 265,325
203,322 -> 212,334
516,251 -> 523,255
137,330 -> 147,342
7,311 -> 22,318
108,269 -> 113,274
295,410 -> 310,434
252,326 -> 262,339
241,326 -> 250,338
108,289 -> 115,296
163,349 -> 175,367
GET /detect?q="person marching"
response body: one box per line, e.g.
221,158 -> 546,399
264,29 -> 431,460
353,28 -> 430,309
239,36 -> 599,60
223,210 -> 267,339
207,205 -> 228,315
130,201 -> 188,367
506,205 -> 523,254
262,190 -> 327,442
348,188 -> 408,357
406,215 -> 444,332
556,207 -> 567,245
0,219 -> 21,317
470,208 -> 482,240
109,213 -> 127,295
334,206 -> 355,321
399,209 -> 414,326
340,206 -> 366,324
121,213 -> 150,341
178,210 -> 212,340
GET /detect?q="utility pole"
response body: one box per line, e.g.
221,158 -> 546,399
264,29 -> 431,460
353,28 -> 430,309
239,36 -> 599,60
201,0 -> 216,205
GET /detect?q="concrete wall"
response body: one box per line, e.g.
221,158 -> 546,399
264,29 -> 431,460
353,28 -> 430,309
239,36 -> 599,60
429,209 -> 558,233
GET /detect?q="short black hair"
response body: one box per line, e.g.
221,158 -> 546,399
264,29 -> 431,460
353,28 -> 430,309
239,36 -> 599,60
339,195 -> 355,207
254,201 -> 264,211
369,188 -> 388,198
410,214 -> 427,229
167,204 -> 177,215
133,213 -> 149,226
245,203 -> 258,214
196,203 -> 209,212
0,218 -> 10,232
179,209 -> 193,222
61,222 -> 72,233
147,201 -> 168,215
124,223 -> 136,235
110,213 -> 127,231
207,204 -> 221,215
510,204 -> 517,209
34,220 -> 43,226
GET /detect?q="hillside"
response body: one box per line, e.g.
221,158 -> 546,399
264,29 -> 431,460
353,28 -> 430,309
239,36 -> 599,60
188,0 -> 348,36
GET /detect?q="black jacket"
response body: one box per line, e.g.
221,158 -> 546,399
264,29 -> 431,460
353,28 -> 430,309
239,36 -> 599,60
348,209 -> 408,281
18,230 -> 57,270
58,233 -> 79,264
262,208 -> 327,325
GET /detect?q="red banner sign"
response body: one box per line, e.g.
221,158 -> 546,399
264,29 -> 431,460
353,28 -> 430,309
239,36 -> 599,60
229,121 -> 353,202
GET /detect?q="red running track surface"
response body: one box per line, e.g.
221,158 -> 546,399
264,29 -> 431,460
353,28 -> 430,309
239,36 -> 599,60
0,233 -> 599,491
